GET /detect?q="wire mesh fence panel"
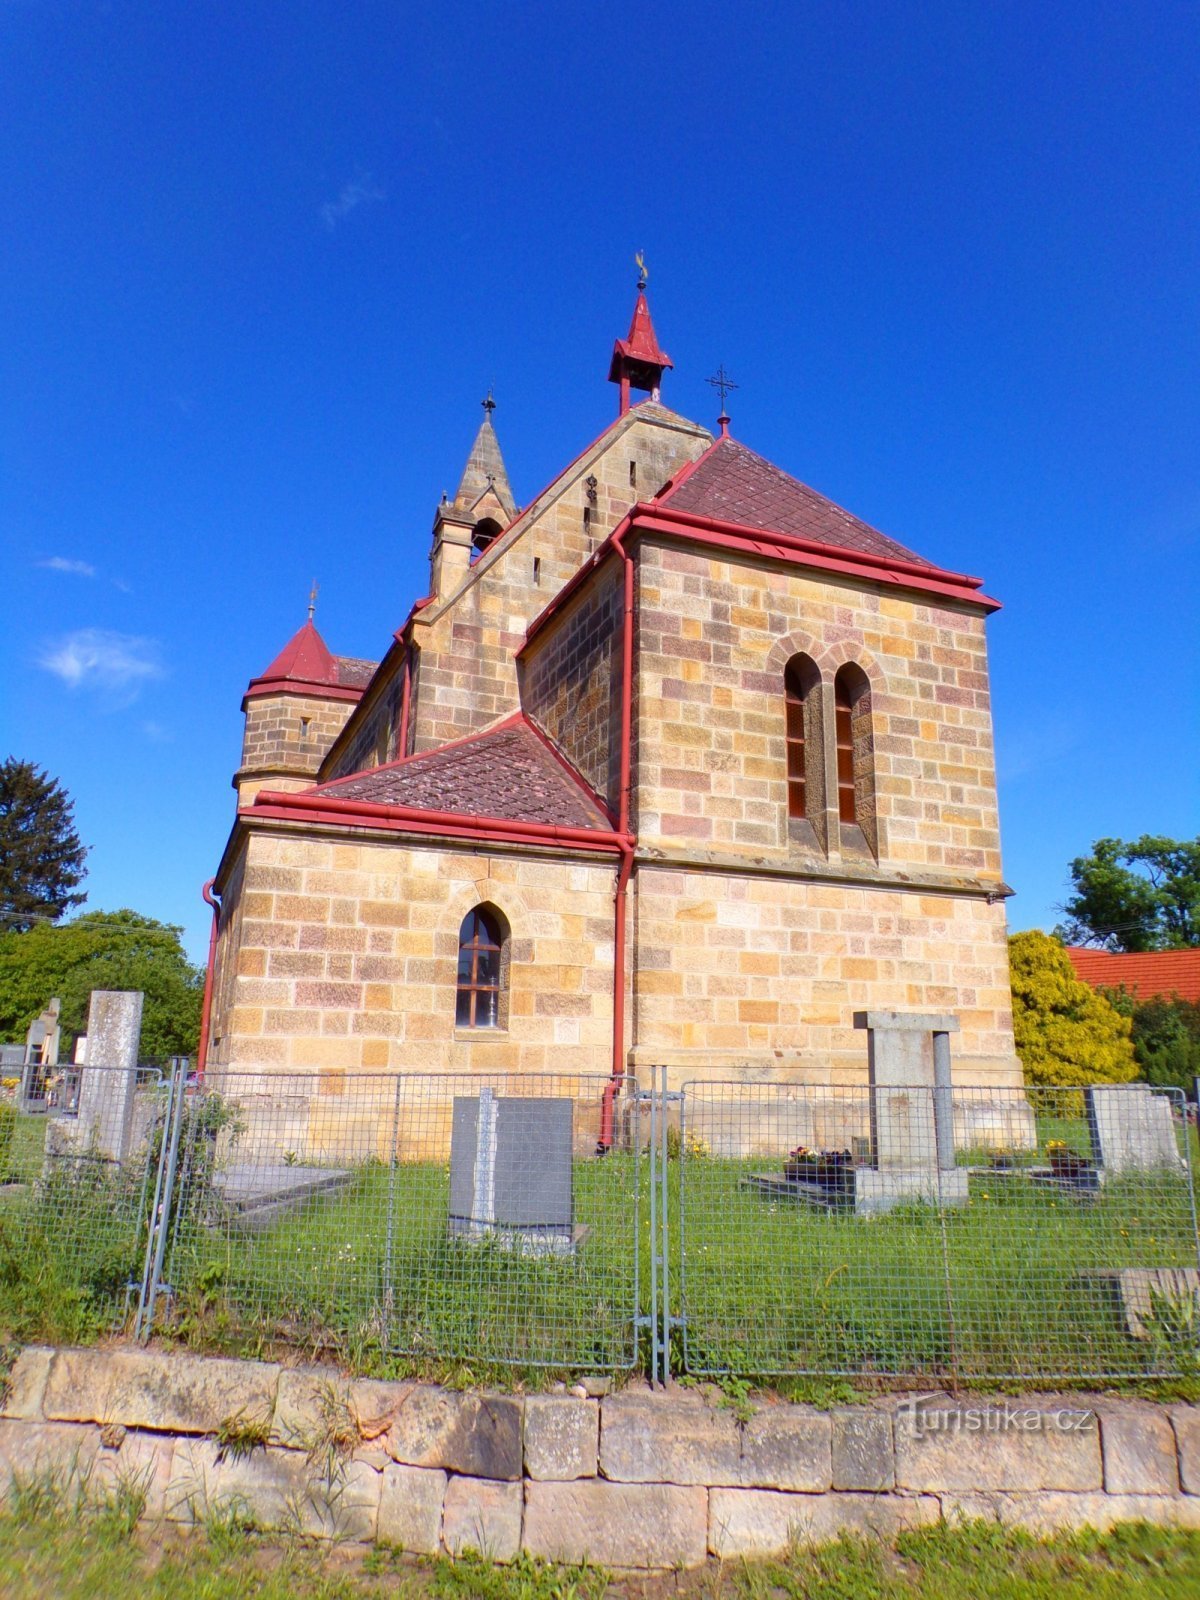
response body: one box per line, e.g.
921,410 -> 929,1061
677,1078 -> 1200,1381
944,1084 -> 1200,1379
677,1081 -> 959,1378
153,1070 -> 642,1371
0,1065 -> 168,1343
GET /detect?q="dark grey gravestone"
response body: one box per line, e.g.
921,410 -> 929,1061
449,1090 -> 575,1253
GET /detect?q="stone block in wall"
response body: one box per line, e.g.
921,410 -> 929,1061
377,1462 -> 446,1554
942,1491 -> 1200,1534
708,1488 -> 939,1558
740,1405 -> 831,1491
1100,1404 -> 1180,1495
523,1479 -> 707,1570
91,1429 -> 177,1522
0,1419 -> 100,1502
894,1403 -> 1102,1491
42,1348 -> 279,1437
443,1475 -> 522,1561
167,1437 -> 379,1542
1,1346 -> 54,1419
524,1396 -> 597,1480
832,1408 -> 894,1491
386,1386 -> 523,1481
1172,1407 -> 1200,1494
599,1390 -> 741,1485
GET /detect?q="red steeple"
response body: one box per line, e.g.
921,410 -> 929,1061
252,619 -> 339,690
608,268 -> 673,415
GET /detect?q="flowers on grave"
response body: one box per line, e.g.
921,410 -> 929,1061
783,1145 -> 855,1189
988,1147 -> 1016,1170
1046,1139 -> 1093,1178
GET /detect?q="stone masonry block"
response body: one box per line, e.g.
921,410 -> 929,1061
832,1408 -> 895,1491
1,1346 -> 54,1419
523,1479 -> 707,1570
600,1391 -> 740,1485
443,1475 -> 522,1561
894,1403 -> 1102,1492
740,1406 -> 831,1491
943,1491 -> 1200,1535
91,1429 -> 176,1522
524,1396 -> 597,1480
1172,1407 -> 1200,1494
0,1419 -> 100,1502
167,1437 -> 379,1542
708,1488 -> 940,1558
377,1462 -> 446,1554
386,1387 -> 523,1481
43,1348 -> 279,1437
1101,1404 -> 1180,1495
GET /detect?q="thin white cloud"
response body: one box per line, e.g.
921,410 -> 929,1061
320,173 -> 384,230
141,719 -> 173,743
38,628 -> 164,706
39,556 -> 97,577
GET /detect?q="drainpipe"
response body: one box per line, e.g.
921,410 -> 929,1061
599,526 -> 637,1151
196,879 -> 221,1082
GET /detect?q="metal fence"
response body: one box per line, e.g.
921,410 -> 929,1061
2,1065 -> 1198,1382
677,1079 -> 1200,1381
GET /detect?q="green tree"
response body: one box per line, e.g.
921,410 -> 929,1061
0,910 -> 203,1058
0,760 -> 87,931
1009,929 -> 1138,1087
1057,835 -> 1200,951
1104,987 -> 1200,1099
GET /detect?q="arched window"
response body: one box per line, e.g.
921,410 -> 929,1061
456,906 -> 507,1028
833,663 -> 875,849
783,655 -> 820,820
471,517 -> 503,557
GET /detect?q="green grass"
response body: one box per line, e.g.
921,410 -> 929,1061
2,1504 -> 1200,1600
2,1104 -> 1198,1384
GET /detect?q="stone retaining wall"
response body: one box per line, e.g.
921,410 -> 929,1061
3,1346 -> 1199,1569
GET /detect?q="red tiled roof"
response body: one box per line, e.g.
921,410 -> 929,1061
1066,947 -> 1200,1005
335,656 -> 378,690
303,715 -> 613,831
657,436 -> 931,566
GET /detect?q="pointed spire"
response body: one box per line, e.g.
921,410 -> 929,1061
608,259 -> 673,415
451,393 -> 517,522
254,619 -> 338,687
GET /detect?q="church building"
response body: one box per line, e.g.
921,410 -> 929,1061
200,280 -> 1022,1125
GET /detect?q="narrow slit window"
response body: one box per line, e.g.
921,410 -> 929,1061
629,459 -> 637,487
533,556 -> 541,587
456,907 -> 505,1029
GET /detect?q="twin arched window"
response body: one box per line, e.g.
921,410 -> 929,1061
456,905 -> 508,1028
784,655 -> 875,849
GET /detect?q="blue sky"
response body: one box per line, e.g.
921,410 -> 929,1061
2,1 -> 1197,964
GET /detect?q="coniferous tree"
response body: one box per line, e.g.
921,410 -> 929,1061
0,759 -> 88,931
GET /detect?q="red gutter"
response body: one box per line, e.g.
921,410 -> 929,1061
196,879 -> 221,1081
599,524 -> 638,1151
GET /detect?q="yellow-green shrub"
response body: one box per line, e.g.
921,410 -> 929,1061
1009,929 -> 1138,1087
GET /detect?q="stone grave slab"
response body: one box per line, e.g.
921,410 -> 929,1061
449,1090 -> 577,1254
212,1164 -> 353,1232
1085,1087 -> 1183,1177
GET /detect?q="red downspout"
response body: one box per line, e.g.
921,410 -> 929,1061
599,526 -> 637,1150
196,879 -> 221,1082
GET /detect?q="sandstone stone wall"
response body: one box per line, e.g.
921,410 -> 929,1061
4,1345 -> 1198,1570
210,828 -> 620,1081
394,407 -> 708,758
632,865 -> 1018,1082
327,671 -> 406,779
520,554 -> 624,812
238,690 -> 359,803
635,539 -> 1003,881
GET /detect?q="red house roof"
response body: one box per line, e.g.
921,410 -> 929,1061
1066,947 -> 1200,1004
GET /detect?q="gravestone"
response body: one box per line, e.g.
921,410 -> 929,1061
1085,1086 -> 1183,1176
19,998 -> 62,1111
73,989 -> 143,1161
449,1089 -> 576,1254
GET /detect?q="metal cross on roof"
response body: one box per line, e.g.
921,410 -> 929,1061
482,387 -> 495,415
706,364 -> 738,412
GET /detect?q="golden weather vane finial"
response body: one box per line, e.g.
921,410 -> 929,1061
307,580 -> 319,622
635,250 -> 647,288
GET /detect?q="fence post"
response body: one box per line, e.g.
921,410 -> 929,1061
134,1058 -> 187,1341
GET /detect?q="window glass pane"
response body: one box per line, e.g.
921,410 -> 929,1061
475,947 -> 500,987
475,987 -> 498,1028
457,950 -> 474,984
455,988 -> 472,1027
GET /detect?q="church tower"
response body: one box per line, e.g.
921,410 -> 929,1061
235,615 -> 370,804
429,394 -> 518,600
